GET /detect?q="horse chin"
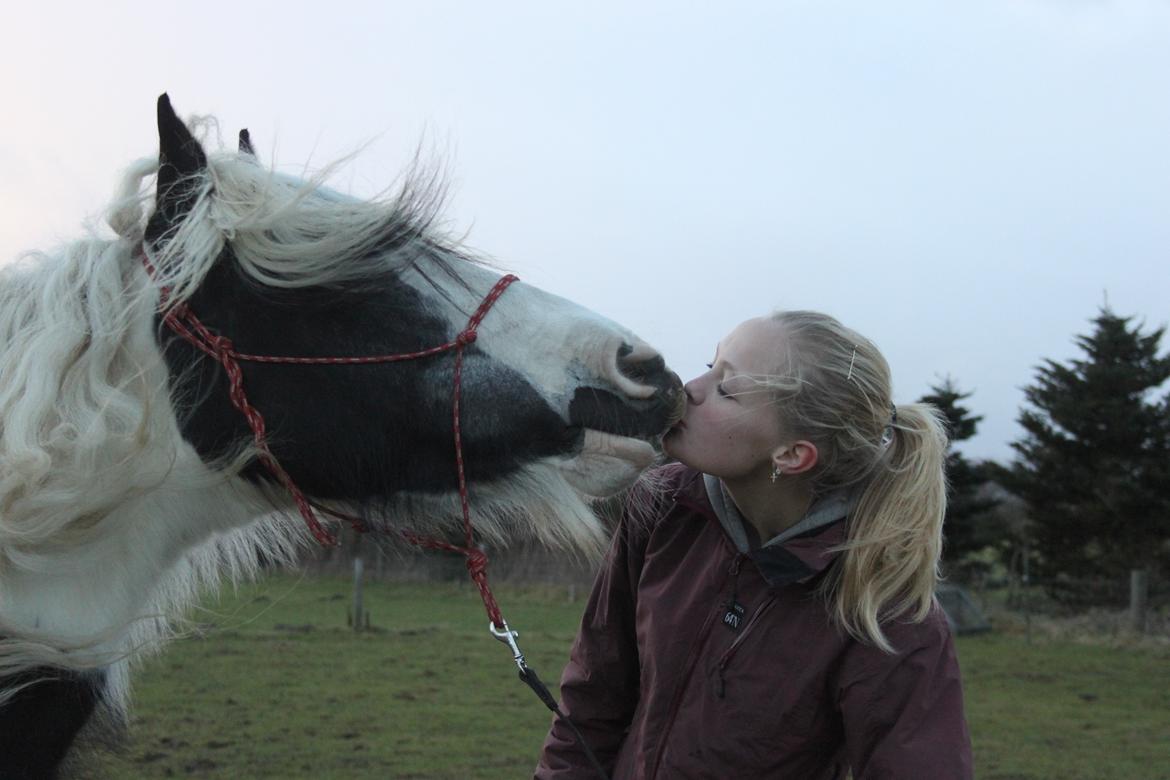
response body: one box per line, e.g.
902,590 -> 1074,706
556,429 -> 659,498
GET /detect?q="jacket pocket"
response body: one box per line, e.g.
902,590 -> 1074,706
710,597 -> 826,740
712,596 -> 776,699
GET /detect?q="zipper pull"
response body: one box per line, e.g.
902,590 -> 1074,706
716,664 -> 727,699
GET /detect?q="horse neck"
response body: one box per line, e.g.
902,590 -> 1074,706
0,449 -> 283,658
0,239 -> 300,671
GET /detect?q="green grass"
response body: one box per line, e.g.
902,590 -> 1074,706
84,575 -> 582,779
81,574 -> 1170,779
958,633 -> 1170,780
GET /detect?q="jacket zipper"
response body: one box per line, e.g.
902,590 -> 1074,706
647,552 -> 744,779
715,595 -> 777,698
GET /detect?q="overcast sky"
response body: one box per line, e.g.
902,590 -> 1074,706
2,1 -> 1167,462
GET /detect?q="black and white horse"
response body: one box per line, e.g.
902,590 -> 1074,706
0,95 -> 682,777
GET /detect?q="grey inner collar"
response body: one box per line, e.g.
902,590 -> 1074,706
703,473 -> 856,554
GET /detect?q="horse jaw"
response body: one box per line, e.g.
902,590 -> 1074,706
557,430 -> 658,497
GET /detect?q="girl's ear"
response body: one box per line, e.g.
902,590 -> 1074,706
772,440 -> 818,475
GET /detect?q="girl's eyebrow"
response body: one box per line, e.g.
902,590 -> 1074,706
711,346 -> 738,375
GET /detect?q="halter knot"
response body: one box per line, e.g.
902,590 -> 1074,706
210,334 -> 235,359
464,547 -> 489,578
456,329 -> 478,347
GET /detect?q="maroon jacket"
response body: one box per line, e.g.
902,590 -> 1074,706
535,464 -> 972,779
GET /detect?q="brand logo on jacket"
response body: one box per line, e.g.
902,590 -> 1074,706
723,601 -> 745,631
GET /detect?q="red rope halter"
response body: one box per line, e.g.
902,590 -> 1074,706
142,253 -> 517,628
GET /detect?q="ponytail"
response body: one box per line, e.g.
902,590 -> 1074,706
757,311 -> 950,652
821,403 -> 948,652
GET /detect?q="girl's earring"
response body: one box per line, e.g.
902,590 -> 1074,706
770,466 -> 782,484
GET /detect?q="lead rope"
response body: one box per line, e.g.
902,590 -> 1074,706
143,254 -> 609,779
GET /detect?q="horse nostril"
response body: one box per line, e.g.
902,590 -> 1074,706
617,348 -> 667,384
611,342 -> 680,415
621,348 -> 685,429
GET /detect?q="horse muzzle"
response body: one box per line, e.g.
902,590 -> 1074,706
566,343 -> 685,442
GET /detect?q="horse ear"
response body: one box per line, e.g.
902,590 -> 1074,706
150,93 -> 208,236
238,128 -> 256,157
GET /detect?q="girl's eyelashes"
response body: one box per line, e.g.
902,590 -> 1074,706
706,362 -> 735,399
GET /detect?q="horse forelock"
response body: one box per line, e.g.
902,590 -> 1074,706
126,126 -> 480,307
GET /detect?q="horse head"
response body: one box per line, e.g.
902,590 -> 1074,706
146,94 -> 683,550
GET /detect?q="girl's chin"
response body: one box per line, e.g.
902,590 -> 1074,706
661,428 -> 684,459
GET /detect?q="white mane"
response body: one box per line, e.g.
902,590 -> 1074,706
0,128 -> 605,714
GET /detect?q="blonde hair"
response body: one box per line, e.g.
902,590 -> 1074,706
760,311 -> 948,652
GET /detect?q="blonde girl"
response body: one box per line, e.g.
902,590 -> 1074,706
536,312 -> 972,779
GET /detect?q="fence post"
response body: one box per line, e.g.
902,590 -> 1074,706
1130,569 -> 1149,635
352,540 -> 365,634
1022,540 -> 1031,645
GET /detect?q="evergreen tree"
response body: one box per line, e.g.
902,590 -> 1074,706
919,379 -> 996,567
1006,308 -> 1170,603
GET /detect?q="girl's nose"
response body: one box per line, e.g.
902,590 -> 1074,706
683,380 -> 700,405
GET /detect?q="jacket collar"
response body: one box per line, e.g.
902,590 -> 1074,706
670,466 -> 850,589
749,516 -> 848,589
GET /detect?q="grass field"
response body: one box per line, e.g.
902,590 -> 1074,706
80,574 -> 1170,779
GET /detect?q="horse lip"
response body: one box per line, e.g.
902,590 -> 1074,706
558,429 -> 659,498
567,374 -> 684,440
579,429 -> 658,468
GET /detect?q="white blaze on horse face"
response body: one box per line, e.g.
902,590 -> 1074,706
400,260 -> 669,497
403,261 -> 662,413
